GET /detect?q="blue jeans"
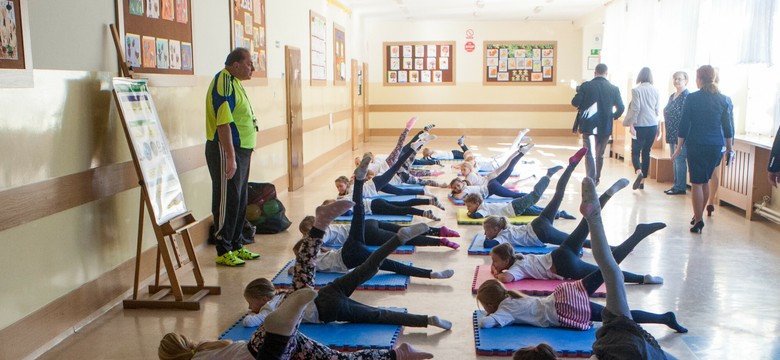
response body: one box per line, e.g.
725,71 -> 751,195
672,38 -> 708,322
668,142 -> 687,192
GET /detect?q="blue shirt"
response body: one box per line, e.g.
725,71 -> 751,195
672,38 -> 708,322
678,90 -> 734,146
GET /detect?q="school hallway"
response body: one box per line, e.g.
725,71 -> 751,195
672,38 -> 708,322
34,135 -> 780,360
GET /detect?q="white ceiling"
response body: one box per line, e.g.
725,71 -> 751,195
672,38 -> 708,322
342,0 -> 609,22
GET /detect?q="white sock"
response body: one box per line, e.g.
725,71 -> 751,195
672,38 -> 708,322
428,315 -> 452,330
430,269 -> 454,279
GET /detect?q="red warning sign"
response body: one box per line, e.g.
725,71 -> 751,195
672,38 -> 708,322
465,41 -> 475,53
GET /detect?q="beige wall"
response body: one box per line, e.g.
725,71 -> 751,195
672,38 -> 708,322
364,20 -> 583,132
0,0 -> 356,348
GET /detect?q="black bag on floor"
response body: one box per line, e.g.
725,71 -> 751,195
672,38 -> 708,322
246,182 -> 292,234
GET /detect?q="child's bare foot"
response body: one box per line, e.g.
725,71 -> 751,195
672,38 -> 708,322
580,177 -> 600,219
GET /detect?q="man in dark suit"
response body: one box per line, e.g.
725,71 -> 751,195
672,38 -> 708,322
571,63 -> 625,184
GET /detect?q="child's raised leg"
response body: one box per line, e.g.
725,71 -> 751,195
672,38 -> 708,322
580,177 -> 631,318
294,200 -> 355,290
557,178 -> 630,253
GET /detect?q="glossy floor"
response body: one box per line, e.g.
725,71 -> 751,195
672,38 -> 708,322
38,136 -> 780,360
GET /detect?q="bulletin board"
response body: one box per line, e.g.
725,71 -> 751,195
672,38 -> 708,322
119,0 -> 194,75
483,41 -> 556,86
0,0 -> 26,69
310,10 -> 327,85
333,23 -> 346,85
383,41 -> 455,86
230,0 -> 267,81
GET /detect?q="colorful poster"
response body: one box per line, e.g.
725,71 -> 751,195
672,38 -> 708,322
161,0 -> 174,21
129,0 -> 144,16
147,0 -> 160,18
169,40 -> 181,69
156,38 -> 169,69
403,45 -> 412,58
175,0 -> 188,23
142,36 -> 156,68
126,33 -> 142,68
112,78 -> 188,225
414,45 -> 424,58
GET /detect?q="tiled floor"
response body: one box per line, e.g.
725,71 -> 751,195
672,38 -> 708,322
38,135 -> 780,360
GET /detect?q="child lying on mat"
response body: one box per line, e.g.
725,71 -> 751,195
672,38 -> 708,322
335,136 -> 436,199
158,289 -> 434,360
323,195 -> 444,221
298,216 -> 460,249
286,158 -> 456,279
479,148 -> 585,248
511,178 -> 689,359
242,166 -> 453,334
449,144 -> 535,201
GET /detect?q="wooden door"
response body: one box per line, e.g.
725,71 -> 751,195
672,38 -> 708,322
362,62 -> 369,142
285,46 -> 304,191
351,59 -> 364,150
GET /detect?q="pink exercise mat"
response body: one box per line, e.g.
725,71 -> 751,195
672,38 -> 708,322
471,265 -> 606,297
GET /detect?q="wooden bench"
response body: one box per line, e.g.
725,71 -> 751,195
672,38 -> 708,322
648,149 -> 673,183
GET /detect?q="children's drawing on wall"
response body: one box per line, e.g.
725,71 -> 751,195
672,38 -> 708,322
0,0 -> 18,59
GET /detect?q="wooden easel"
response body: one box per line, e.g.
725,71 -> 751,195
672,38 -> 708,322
109,24 -> 220,310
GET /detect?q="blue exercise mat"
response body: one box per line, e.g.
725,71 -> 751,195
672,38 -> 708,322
366,194 -> 419,201
271,260 -> 410,290
473,310 -> 597,357
448,194 -> 513,206
220,310 -> 404,350
468,233 -> 555,255
333,214 -> 413,224
327,244 -> 416,255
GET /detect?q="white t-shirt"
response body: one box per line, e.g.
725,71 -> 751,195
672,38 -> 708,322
315,249 -> 349,273
464,185 -> 490,198
363,181 -> 379,197
247,292 -> 321,326
475,202 -> 515,218
479,296 -> 559,328
504,253 -> 563,281
430,150 -> 454,159
322,224 -> 350,247
494,225 -> 543,247
465,172 -> 486,186
363,199 -> 374,214
192,341 -> 254,360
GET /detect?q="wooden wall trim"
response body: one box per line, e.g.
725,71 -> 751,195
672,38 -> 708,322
303,109 -> 352,132
0,125 -> 288,233
369,103 -> 575,112
304,140 -> 353,178
369,128 -> 574,137
0,218 -> 213,360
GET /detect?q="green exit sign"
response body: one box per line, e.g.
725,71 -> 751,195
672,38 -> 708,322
590,49 -> 601,55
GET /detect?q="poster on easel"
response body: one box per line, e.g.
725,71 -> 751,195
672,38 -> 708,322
0,0 -> 26,69
383,41 -> 455,86
119,0 -> 194,75
113,78 -> 187,225
230,0 -> 267,81
483,41 -> 556,85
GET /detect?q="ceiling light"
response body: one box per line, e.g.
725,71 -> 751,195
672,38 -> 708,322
533,6 -> 543,13
476,0 -> 485,8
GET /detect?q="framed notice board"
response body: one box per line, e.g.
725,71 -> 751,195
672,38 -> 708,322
310,10 -> 327,85
483,41 -> 556,85
383,41 -> 455,86
230,0 -> 267,81
0,0 -> 26,69
333,23 -> 346,85
119,0 -> 194,75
